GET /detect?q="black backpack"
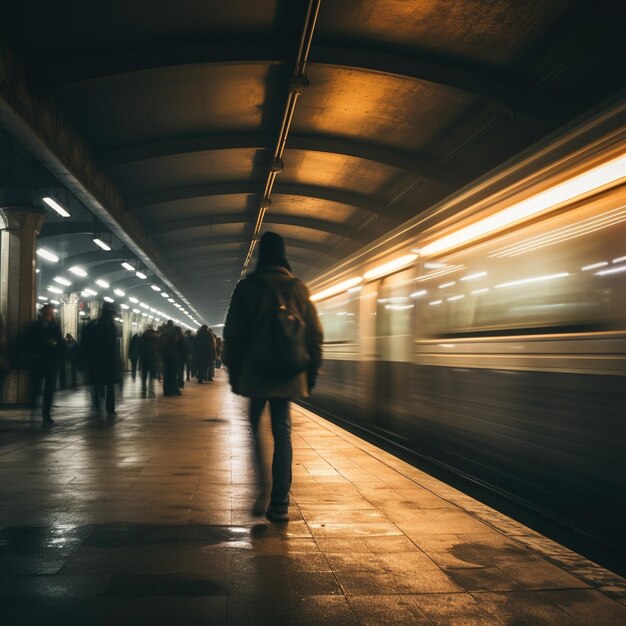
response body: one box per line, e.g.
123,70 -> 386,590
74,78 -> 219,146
253,277 -> 311,378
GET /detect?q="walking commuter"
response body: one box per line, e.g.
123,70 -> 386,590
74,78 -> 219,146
223,231 -> 323,522
82,301 -> 120,417
128,333 -> 140,381
174,326 -> 186,388
208,327 -> 218,380
193,325 -> 215,383
24,304 -> 64,424
183,330 -> 194,381
160,320 -> 181,396
64,333 -> 78,387
139,325 -> 159,397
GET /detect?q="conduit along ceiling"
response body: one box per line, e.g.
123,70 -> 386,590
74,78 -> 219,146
0,0 -> 624,324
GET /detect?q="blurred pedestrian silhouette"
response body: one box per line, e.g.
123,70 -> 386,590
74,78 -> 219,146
193,325 -> 215,383
139,325 -> 159,397
223,232 -> 323,522
24,304 -> 64,424
129,332 -> 140,381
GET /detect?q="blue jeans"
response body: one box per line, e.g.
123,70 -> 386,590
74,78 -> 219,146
249,398 -> 292,512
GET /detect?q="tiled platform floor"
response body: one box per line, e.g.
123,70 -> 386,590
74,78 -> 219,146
1,371 -> 625,625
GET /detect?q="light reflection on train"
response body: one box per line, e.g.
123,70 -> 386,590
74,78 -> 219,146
306,102 -> 626,556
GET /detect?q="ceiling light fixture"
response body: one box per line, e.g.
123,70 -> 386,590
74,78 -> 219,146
150,285 -> 161,291
69,266 -> 87,277
114,289 -> 125,297
42,196 -> 70,218
93,238 -> 111,251
363,254 -> 417,281
36,248 -> 59,263
53,276 -> 72,286
121,262 -> 134,271
95,279 -> 110,288
136,271 -> 147,279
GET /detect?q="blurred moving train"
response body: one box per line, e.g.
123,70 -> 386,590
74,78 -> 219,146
305,100 -> 626,561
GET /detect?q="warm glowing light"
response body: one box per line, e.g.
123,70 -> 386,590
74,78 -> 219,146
471,288 -> 490,295
582,262 -> 608,271
447,295 -> 465,302
69,266 -> 87,277
495,272 -> 569,289
613,255 -> 626,264
96,279 -> 110,288
596,265 -> 626,276
36,248 -> 59,263
53,276 -> 72,286
363,254 -> 417,281
420,154 -> 626,256
43,196 -> 70,217
461,272 -> 487,281
410,290 -> 427,298
93,238 -> 111,251
310,277 -> 364,302
429,300 -> 442,306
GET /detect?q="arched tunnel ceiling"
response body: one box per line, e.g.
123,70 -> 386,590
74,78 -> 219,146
1,0 -> 625,324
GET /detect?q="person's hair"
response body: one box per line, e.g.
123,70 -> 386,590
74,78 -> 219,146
256,231 -> 291,271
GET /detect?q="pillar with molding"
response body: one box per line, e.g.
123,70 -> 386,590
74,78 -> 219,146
0,206 -> 46,404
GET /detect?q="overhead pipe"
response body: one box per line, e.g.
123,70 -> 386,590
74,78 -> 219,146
241,0 -> 322,277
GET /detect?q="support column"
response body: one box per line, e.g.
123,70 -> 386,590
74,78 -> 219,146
0,206 -> 46,404
121,308 -> 132,371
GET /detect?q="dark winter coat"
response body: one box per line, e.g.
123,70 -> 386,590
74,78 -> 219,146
82,316 -> 120,385
139,328 -> 160,368
193,328 -> 215,369
223,265 -> 323,398
24,319 -> 64,372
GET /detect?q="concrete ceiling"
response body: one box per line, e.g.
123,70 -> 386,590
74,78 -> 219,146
1,0 -> 624,324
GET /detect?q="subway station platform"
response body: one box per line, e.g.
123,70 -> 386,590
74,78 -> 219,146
1,373 -> 626,625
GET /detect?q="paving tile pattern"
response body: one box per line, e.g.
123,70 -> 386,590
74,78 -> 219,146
0,372 -> 625,625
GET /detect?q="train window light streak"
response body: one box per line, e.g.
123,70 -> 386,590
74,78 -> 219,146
36,248 -> 59,263
490,204 -> 626,258
429,300 -> 442,306
495,272 -> 569,289
471,288 -> 490,295
596,265 -> 626,276
461,271 -> 487,281
419,153 -> 626,256
582,262 -> 608,271
42,197 -> 70,218
415,265 -> 464,282
310,277 -> 363,302
121,262 -> 134,271
410,290 -> 427,298
439,281 -> 455,288
363,254 -> 417,280
613,255 -> 626,263
447,295 -> 465,301
385,304 -> 414,310
136,271 -> 147,279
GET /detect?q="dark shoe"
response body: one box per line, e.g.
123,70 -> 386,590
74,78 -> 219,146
266,508 -> 289,522
141,390 -> 147,398
107,411 -> 117,418
43,417 -> 54,425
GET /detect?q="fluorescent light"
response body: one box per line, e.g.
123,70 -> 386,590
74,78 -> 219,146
429,300 -> 442,306
42,196 -> 70,218
420,154 -> 626,256
121,262 -> 134,271
495,272 -> 569,289
582,262 -> 608,271
471,288 -> 490,295
69,266 -> 87,277
93,238 -> 111,251
79,311 -> 86,316
310,277 -> 363,302
47,285 -> 63,294
168,298 -> 175,303
136,271 -> 147,279
49,299 -> 60,305
363,254 -> 417,281
38,296 -> 48,301
439,281 -> 455,289
82,288 -> 97,296
612,256 -> 626,264
114,289 -> 125,297
140,303 -> 149,309
161,292 -> 169,297
53,276 -> 72,286
36,248 -> 59,263
410,290 -> 427,298
447,295 -> 465,301
151,285 -> 161,291
129,297 -> 139,303
103,296 -> 114,303
95,279 -> 109,288
120,303 -> 129,310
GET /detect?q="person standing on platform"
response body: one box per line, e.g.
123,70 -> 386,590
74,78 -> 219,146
174,325 -> 186,389
128,332 -> 140,381
83,302 -> 120,417
24,304 -> 64,424
223,231 -> 323,522
159,320 -> 181,396
183,330 -> 194,381
193,325 -> 215,383
139,325 -> 159,397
